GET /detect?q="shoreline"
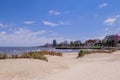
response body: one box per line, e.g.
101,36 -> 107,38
0,50 -> 120,80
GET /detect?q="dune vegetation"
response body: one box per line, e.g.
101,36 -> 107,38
0,51 -> 63,62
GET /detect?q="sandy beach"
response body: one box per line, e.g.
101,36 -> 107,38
0,51 -> 120,80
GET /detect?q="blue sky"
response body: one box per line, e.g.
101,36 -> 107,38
0,0 -> 120,46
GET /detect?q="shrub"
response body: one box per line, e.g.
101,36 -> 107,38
21,51 -> 48,62
11,54 -> 19,58
77,49 -> 86,58
38,50 -> 63,56
0,53 -> 8,59
31,52 -> 41,59
21,52 -> 31,58
31,52 -> 48,62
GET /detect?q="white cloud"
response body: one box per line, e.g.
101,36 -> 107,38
59,21 -> 66,25
96,35 -> 105,40
104,15 -> 120,25
0,28 -> 47,46
24,21 -> 35,25
104,27 -> 109,31
0,23 -> 4,27
31,30 -> 46,35
43,21 -> 58,27
49,10 -> 61,15
43,21 -> 71,27
0,23 -> 13,29
99,3 -> 108,8
0,23 -> 7,28
59,21 -> 71,25
0,28 -> 68,46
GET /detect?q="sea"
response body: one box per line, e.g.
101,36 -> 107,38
0,47 -> 80,54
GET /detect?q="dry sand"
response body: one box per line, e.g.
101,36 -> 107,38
0,51 -> 120,80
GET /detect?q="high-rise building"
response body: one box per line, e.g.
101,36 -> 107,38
53,40 -> 57,46
104,34 -> 119,42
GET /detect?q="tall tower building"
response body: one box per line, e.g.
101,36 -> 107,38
53,40 -> 57,46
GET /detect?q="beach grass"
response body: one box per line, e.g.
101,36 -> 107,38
77,49 -> 86,58
0,53 -> 8,59
0,51 -> 63,62
21,51 -> 48,62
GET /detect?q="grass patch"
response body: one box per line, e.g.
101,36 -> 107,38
0,53 -> 8,59
21,51 -> 48,62
0,51 -> 63,62
77,49 -> 86,58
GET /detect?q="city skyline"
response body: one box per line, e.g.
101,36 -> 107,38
0,0 -> 120,46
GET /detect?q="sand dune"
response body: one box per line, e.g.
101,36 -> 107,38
0,51 -> 120,80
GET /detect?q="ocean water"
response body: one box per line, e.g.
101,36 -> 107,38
0,47 -> 80,54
